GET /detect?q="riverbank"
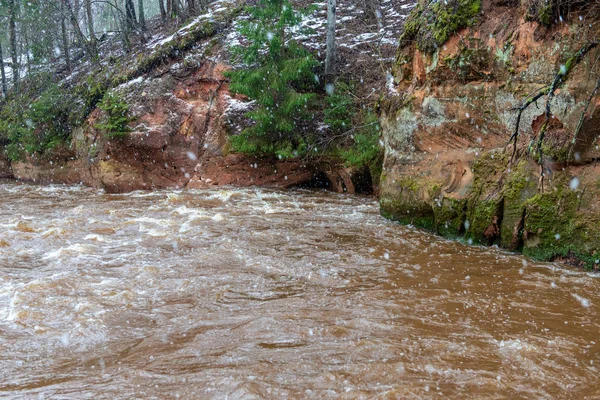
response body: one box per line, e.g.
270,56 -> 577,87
1,0 -> 413,196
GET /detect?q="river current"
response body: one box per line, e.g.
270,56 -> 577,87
0,181 -> 598,398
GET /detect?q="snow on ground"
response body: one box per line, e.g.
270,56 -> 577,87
146,0 -> 239,50
117,76 -> 145,89
225,94 -> 255,112
2,54 -> 31,89
297,0 -> 416,57
2,0 -> 416,95
224,0 -> 416,63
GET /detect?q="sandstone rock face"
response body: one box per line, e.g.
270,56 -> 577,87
11,160 -> 84,184
11,60 -> 366,194
381,4 -> 600,266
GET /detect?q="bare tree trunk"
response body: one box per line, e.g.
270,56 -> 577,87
372,0 -> 383,30
85,0 -> 96,40
111,0 -> 130,51
138,0 -> 147,31
24,29 -> 31,76
158,0 -> 166,21
63,0 -> 99,64
125,0 -> 137,29
0,42 -> 7,98
60,2 -> 72,73
188,0 -> 196,14
8,0 -> 19,91
363,0 -> 383,28
325,0 -> 336,77
85,0 -> 98,61
172,0 -> 179,19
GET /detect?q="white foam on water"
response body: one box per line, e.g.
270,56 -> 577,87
212,214 -> 224,222
571,293 -> 591,308
84,234 -> 105,242
497,339 -> 538,353
134,217 -> 171,226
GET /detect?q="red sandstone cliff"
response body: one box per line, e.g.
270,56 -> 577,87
380,0 -> 600,266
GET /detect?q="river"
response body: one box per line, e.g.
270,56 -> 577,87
0,181 -> 598,398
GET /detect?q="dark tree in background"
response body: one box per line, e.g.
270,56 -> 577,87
125,0 -> 137,30
8,0 -> 19,90
0,40 -> 7,97
138,0 -> 147,31
158,0 -> 166,21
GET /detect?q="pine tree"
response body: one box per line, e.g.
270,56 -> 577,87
225,0 -> 318,159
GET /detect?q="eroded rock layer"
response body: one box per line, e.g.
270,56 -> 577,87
381,1 -> 600,266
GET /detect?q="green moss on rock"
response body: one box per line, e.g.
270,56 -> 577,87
380,195 -> 436,230
399,0 -> 482,54
521,177 -> 588,262
499,159 -> 537,249
466,199 -> 500,244
380,174 -> 437,230
379,142 -> 599,268
120,21 -> 217,86
433,197 -> 468,237
444,38 -> 492,81
462,151 -> 504,244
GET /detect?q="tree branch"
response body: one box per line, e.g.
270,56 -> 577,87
506,40 -> 599,165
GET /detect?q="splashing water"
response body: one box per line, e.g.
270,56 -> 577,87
0,181 -> 599,398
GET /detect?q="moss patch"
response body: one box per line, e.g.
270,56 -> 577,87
114,21 -> 217,88
462,151 -> 504,243
520,176 -> 596,266
499,159 -> 537,249
399,0 -> 482,54
443,38 -> 492,82
433,197 -> 468,237
380,175 -> 437,230
466,199 -> 501,244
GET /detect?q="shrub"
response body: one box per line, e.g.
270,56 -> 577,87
225,0 -> 319,159
1,84 -> 75,160
322,82 -> 383,175
337,112 -> 381,168
95,93 -> 134,139
323,82 -> 353,132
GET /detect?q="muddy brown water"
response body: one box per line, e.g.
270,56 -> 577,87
0,181 -> 599,399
